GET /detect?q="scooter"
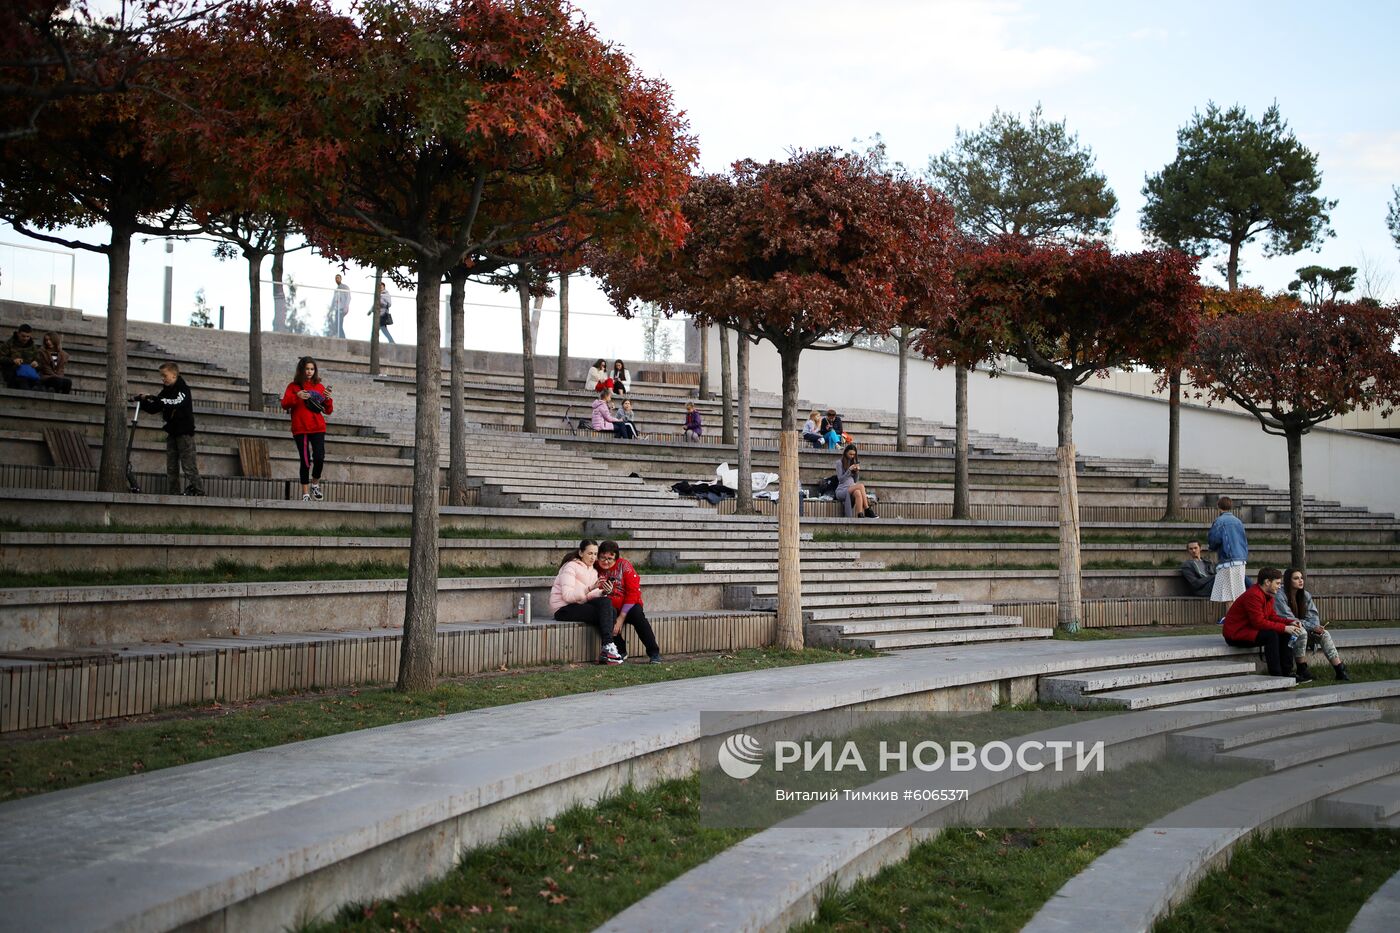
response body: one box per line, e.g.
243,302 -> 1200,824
125,397 -> 142,493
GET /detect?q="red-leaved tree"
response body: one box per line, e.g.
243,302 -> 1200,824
595,150 -> 958,648
954,237 -> 1201,629
1187,297 -> 1400,569
179,0 -> 694,690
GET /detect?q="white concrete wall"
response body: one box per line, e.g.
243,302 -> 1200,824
706,330 -> 1400,517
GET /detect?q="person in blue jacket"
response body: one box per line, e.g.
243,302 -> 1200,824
1207,496 -> 1249,606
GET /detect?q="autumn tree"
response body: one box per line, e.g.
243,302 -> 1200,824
1188,296 -> 1400,569
954,238 -> 1201,629
596,150 -> 957,648
0,19 -> 200,492
926,107 -> 1116,512
1142,102 -> 1334,291
184,0 -> 693,690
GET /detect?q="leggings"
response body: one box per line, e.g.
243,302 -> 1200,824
294,432 -> 326,485
1226,630 -> 1294,677
554,597 -> 618,649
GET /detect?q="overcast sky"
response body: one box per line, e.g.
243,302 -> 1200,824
3,0 -> 1397,361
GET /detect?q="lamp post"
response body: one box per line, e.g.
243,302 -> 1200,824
162,240 -> 174,324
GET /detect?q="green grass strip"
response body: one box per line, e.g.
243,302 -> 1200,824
0,647 -> 867,803
0,519 -> 616,541
0,559 -> 694,589
1155,828 -> 1400,933
306,776 -> 751,933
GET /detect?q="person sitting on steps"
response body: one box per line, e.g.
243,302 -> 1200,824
549,539 -> 623,664
611,359 -> 631,396
586,358 -> 613,393
802,408 -> 825,449
595,540 -> 662,663
591,388 -> 628,438
820,408 -> 844,450
682,401 -> 702,443
1179,540 -> 1216,598
835,443 -> 876,518
36,331 -> 72,394
1275,567 -> 1350,684
1220,567 -> 1304,678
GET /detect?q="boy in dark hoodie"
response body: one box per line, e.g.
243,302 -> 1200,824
137,362 -> 204,496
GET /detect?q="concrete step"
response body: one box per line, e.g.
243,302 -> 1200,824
1322,774 -> 1400,825
1072,674 -> 1295,710
1218,722 -> 1400,771
845,624 -> 1051,650
1040,659 -> 1260,704
802,601 -> 991,622
809,613 -> 1015,638
749,571 -> 947,595
1169,708 -> 1381,758
701,559 -> 886,572
750,591 -> 953,610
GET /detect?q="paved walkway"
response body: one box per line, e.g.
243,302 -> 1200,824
0,632 -> 1387,932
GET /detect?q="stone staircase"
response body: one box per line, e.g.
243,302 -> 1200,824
1040,658 -> 1296,709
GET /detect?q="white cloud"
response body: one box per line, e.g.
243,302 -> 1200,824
1329,131 -> 1400,182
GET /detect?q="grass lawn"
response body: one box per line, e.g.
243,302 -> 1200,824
0,647 -> 869,803
306,776 -> 751,933
0,559 -> 695,589
1156,828 -> 1400,933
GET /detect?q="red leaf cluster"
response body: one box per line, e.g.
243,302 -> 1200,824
1187,298 -> 1400,435
592,148 -> 959,354
923,235 -> 1202,382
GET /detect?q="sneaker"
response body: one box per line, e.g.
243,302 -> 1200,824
1294,664 -> 1314,685
310,484 -> 324,501
1216,616 -> 1225,626
648,654 -> 663,664
1335,663 -> 1352,682
302,493 -> 311,501
601,643 -> 624,665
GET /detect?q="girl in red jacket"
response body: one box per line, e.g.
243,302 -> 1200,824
595,540 -> 662,663
280,356 -> 334,501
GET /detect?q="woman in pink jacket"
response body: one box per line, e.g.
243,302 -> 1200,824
549,539 -> 623,664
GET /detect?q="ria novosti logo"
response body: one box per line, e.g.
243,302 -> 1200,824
717,733 -> 764,779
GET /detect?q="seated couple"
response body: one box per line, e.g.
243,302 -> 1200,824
592,388 -> 640,439
549,539 -> 663,665
802,408 -> 850,450
1220,566 -> 1350,684
586,358 -> 631,396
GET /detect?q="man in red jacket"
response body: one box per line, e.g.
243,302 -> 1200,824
1221,567 -> 1305,677
595,540 -> 662,663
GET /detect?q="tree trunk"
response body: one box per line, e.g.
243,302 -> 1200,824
555,273 -> 569,390
896,325 -> 910,452
1226,239 -> 1240,292
1161,370 -> 1181,521
735,334 -> 753,515
396,267 -> 443,692
1286,429 -> 1307,570
952,363 -> 970,520
245,250 -> 265,412
698,322 -> 710,400
775,344 -> 804,649
518,276 -> 537,433
447,268 -> 468,506
97,227 -> 133,493
1054,376 -> 1081,632
719,324 -> 734,445
270,227 -> 287,333
369,269 -> 383,376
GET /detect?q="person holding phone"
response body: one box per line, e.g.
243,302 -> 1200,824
549,539 -> 624,664
835,443 -> 874,518
595,540 -> 662,663
280,356 -> 334,501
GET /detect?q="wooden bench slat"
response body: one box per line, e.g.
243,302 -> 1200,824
237,438 -> 272,478
42,428 -> 95,470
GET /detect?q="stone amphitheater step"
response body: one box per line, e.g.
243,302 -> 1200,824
1089,673 -> 1298,709
839,622 -> 1052,650
1322,773 -> 1400,825
701,559 -> 885,572
808,612 -> 1019,640
1169,707 -> 1381,758
750,591 -> 954,611
1215,722 -> 1400,772
1040,658 -> 1262,704
801,601 -> 990,621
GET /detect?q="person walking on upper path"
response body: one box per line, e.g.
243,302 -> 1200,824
1180,540 -> 1216,598
1220,567 -> 1303,678
1208,496 -> 1249,608
330,274 -> 351,339
281,356 -> 334,501
550,539 -> 623,664
137,361 -> 204,496
595,539 -> 662,663
371,282 -> 394,344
